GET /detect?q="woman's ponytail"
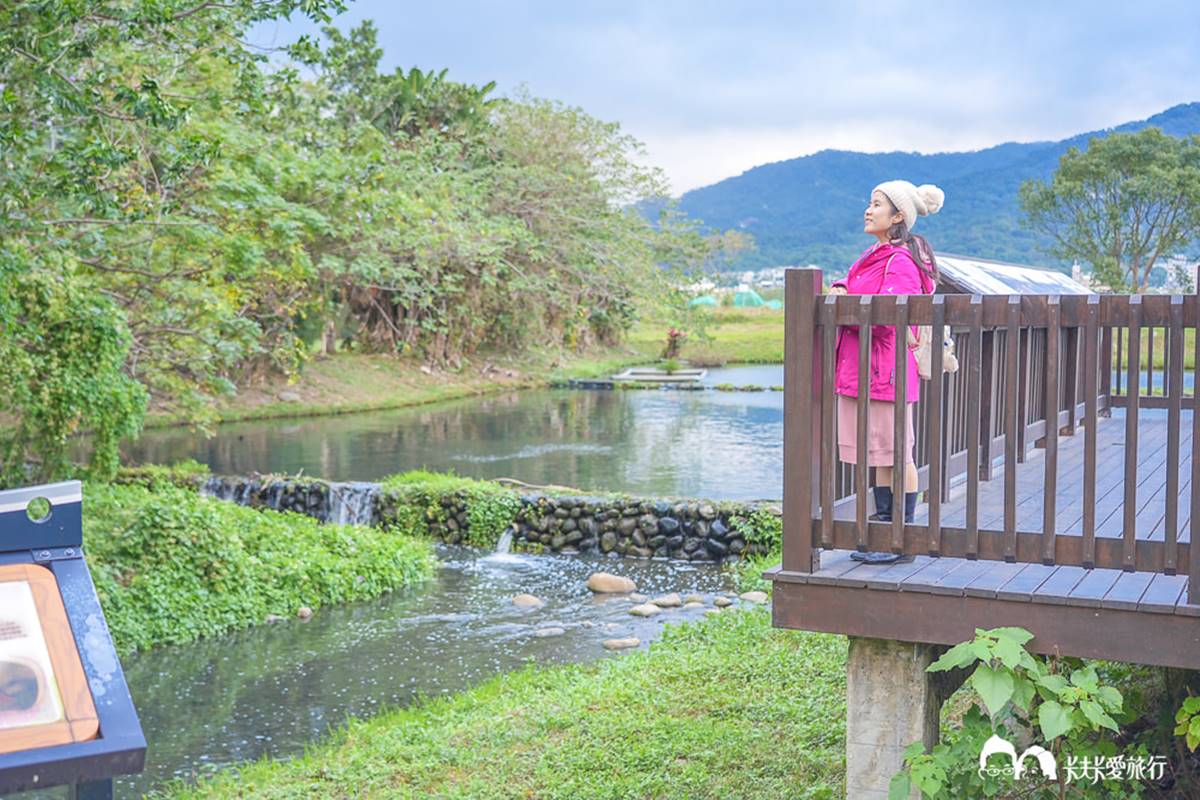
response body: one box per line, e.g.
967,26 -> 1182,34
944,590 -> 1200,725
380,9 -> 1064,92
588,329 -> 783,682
885,210 -> 938,290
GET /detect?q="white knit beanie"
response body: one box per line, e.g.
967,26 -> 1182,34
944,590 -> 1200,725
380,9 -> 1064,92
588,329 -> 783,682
873,180 -> 945,231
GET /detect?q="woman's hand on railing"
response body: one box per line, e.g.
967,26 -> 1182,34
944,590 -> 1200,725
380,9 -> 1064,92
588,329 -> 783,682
827,285 -> 848,296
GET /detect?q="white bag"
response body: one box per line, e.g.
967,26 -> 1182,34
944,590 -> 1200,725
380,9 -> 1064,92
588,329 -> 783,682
908,326 -> 959,380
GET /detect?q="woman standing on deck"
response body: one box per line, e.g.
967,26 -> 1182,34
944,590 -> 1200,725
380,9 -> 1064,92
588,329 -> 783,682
828,180 -> 942,564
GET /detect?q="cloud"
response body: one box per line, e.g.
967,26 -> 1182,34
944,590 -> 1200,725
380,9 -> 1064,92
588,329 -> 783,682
249,0 -> 1200,194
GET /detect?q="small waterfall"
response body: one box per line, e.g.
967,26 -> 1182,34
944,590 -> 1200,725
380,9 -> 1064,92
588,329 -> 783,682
494,529 -> 513,554
327,482 -> 379,526
199,476 -> 229,500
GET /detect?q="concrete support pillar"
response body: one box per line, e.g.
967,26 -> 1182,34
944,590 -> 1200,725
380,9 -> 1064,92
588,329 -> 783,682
845,637 -> 967,799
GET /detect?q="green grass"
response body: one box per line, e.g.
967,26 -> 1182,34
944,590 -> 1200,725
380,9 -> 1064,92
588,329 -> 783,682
139,309 -> 787,429
84,482 -> 438,654
155,608 -> 846,800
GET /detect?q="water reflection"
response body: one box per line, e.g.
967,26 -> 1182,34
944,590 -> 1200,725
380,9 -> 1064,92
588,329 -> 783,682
125,375 -> 785,501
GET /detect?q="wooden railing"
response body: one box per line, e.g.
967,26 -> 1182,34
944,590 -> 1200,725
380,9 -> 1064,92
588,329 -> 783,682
783,267 -> 1200,604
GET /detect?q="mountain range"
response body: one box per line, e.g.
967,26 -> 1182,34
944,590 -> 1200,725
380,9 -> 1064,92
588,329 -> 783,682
670,102 -> 1200,273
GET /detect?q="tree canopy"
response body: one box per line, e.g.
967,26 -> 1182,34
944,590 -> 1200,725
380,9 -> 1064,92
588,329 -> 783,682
1018,128 -> 1200,293
0,2 -> 724,486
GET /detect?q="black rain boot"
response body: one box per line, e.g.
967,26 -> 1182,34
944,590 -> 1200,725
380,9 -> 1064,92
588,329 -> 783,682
852,486 -> 910,563
869,485 -> 892,521
904,491 -> 918,523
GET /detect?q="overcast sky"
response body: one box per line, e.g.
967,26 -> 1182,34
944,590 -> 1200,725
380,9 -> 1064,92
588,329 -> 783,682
250,1 -> 1200,194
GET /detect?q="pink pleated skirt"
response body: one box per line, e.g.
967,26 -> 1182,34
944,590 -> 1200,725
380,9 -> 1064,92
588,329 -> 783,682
836,395 -> 916,467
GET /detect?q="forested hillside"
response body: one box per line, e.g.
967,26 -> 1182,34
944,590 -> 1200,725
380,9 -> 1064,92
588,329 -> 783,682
674,103 -> 1200,271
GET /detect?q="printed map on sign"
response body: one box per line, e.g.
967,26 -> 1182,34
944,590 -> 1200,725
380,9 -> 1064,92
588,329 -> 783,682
0,580 -> 65,732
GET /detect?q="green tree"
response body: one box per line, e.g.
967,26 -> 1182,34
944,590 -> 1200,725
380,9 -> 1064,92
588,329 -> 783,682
0,250 -> 146,486
1019,128 -> 1200,293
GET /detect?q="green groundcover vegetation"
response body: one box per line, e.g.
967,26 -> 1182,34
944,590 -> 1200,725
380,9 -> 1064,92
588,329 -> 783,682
155,608 -> 846,800
84,482 -> 437,655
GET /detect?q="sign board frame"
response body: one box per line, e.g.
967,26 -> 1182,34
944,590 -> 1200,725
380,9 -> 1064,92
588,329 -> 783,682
0,481 -> 146,797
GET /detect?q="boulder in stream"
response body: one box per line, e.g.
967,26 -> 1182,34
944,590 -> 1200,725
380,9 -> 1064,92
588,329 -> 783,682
512,593 -> 544,608
650,592 -> 682,608
629,603 -> 662,617
602,637 -> 641,651
586,572 -> 637,594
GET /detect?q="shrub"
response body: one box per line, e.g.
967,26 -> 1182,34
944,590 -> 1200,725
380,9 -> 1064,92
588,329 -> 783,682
379,470 -> 521,548
83,482 -> 436,654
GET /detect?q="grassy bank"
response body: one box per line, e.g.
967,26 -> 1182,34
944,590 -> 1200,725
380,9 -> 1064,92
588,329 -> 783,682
84,482 -> 437,654
157,608 -> 846,800
144,307 -> 786,428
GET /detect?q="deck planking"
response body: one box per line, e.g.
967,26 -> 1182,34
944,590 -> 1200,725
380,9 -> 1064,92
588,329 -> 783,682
840,409 -> 1193,544
802,548 -> 1199,616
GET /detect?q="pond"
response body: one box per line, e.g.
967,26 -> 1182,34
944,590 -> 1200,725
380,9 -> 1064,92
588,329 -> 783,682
18,545 -> 741,799
123,366 -> 787,502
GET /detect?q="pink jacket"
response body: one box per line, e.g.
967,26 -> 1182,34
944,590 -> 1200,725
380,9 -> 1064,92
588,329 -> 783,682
831,243 -> 934,403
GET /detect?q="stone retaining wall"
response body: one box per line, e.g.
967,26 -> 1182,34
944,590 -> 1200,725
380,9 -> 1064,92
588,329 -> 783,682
199,475 -> 777,563
509,494 -> 774,561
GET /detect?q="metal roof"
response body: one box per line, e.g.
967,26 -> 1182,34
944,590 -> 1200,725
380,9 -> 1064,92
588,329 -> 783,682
935,253 -> 1094,295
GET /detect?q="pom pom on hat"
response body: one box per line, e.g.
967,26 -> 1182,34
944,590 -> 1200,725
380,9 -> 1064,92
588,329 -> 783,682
873,180 -> 945,231
916,184 -> 944,215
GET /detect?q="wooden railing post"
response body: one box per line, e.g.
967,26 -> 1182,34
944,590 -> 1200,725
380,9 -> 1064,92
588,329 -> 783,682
1191,306 -> 1200,603
784,268 -> 823,573
1098,326 -> 1113,418
1062,326 -> 1079,435
978,329 -> 997,481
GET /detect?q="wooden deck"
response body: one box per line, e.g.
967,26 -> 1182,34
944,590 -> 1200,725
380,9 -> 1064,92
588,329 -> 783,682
865,408 -> 1192,543
769,269 -> 1200,670
771,404 -> 1200,670
768,549 -> 1200,668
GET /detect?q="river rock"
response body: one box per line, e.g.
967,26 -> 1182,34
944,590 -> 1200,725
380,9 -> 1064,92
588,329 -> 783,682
699,504 -> 717,520
512,593 -> 544,608
533,626 -> 566,637
296,606 -> 313,620
658,517 -> 680,535
630,593 -> 648,603
713,596 -> 734,607
683,601 -> 705,610
683,594 -> 703,604
739,591 -> 769,604
629,603 -> 662,617
705,538 -> 729,558
600,531 -> 618,552
586,572 -> 637,593
710,519 -> 729,540
603,637 -> 641,651
617,517 -> 637,536
650,592 -> 682,608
